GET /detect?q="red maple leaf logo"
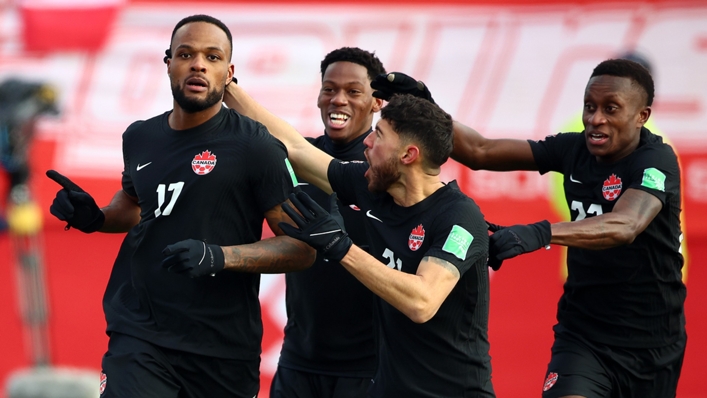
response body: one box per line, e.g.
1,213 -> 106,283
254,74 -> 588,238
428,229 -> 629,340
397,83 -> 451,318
408,224 -> 425,251
602,173 -> 622,201
195,150 -> 216,161
192,150 -> 217,175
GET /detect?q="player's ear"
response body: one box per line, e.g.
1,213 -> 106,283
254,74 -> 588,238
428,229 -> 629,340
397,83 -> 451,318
372,96 -> 384,113
226,64 -> 235,86
637,106 -> 651,127
400,145 -> 419,165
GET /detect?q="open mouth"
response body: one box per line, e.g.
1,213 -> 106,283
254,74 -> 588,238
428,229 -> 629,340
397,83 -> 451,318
185,77 -> 208,91
329,112 -> 350,127
587,131 -> 608,144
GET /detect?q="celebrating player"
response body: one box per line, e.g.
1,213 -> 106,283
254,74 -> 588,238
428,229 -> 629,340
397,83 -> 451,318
266,47 -> 384,398
47,14 -> 314,398
225,83 -> 495,396
447,59 -> 685,397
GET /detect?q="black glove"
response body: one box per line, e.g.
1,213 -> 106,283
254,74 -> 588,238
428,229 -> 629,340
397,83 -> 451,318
279,191 -> 352,263
371,72 -> 435,104
46,170 -> 105,233
162,239 -> 225,277
485,221 -> 509,270
489,221 -> 552,264
486,221 -> 507,233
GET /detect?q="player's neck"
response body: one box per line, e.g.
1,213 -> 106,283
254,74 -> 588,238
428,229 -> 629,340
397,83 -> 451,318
168,102 -> 222,131
388,170 -> 444,207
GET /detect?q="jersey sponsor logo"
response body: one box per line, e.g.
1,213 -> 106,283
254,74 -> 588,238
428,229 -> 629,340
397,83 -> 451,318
408,224 -> 425,251
442,225 -> 473,260
284,158 -> 299,187
642,167 -> 666,192
543,372 -> 558,391
192,150 -> 217,175
602,173 -> 622,201
136,162 -> 152,171
99,371 -> 107,394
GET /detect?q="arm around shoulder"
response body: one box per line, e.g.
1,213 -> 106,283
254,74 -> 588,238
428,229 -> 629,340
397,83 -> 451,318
452,121 -> 538,171
224,81 -> 333,193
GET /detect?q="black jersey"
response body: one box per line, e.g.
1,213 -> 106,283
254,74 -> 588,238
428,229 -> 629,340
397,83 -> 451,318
278,131 -> 376,376
529,128 -> 686,348
328,160 -> 495,398
103,106 -> 296,360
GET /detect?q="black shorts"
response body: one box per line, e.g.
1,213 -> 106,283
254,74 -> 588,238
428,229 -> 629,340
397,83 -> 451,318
542,328 -> 686,398
270,366 -> 371,398
100,332 -> 259,398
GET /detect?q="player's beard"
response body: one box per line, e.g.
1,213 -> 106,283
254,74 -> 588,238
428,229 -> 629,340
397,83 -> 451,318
367,155 -> 400,193
171,82 -> 224,113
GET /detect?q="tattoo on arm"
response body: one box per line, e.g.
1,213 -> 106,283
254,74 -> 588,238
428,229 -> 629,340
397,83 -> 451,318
265,203 -> 293,236
422,256 -> 461,278
223,237 -> 314,273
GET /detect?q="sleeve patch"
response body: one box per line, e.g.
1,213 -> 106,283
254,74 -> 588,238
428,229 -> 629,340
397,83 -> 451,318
641,167 -> 665,192
442,225 -> 474,260
284,158 -> 299,187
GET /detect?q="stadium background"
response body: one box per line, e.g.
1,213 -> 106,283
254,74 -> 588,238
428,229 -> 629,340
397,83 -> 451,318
1,0 -> 706,396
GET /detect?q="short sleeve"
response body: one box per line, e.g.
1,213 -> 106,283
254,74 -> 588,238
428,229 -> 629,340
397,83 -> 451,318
424,198 -> 489,276
121,122 -> 140,197
627,143 -> 680,205
529,133 -> 582,175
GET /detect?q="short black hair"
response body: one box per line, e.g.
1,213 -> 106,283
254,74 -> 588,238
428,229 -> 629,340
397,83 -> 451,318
320,47 -> 386,81
590,58 -> 654,106
381,94 -> 453,169
163,14 -> 233,64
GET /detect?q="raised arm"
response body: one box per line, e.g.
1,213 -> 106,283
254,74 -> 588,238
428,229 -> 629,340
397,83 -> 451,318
451,121 -> 538,171
224,82 -> 334,193
368,72 -> 539,172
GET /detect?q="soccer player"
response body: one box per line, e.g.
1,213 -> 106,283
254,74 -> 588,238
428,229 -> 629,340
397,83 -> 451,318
46,15 -> 314,398
225,85 -> 495,397
266,47 -> 385,398
449,59 -> 687,397
549,52 -> 689,281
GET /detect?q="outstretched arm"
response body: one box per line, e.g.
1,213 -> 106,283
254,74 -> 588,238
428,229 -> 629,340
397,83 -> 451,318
224,82 -> 334,193
550,188 -> 661,249
490,188 -> 663,263
341,247 -> 460,323
368,72 -> 538,171
451,121 -> 538,171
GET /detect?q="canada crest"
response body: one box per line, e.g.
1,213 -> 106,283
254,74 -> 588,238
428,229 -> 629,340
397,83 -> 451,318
408,224 -> 425,251
602,173 -> 622,201
192,150 -> 217,175
543,372 -> 558,392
